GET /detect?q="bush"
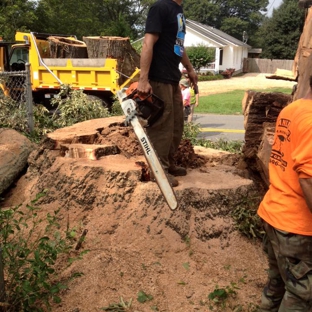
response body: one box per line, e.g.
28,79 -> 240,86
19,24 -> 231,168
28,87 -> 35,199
0,97 -> 28,133
50,85 -> 110,128
186,45 -> 215,72
0,85 -> 124,143
197,74 -> 224,82
0,191 -> 85,311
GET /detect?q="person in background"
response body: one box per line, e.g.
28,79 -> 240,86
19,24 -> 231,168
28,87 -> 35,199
181,70 -> 199,122
187,75 -> 199,123
179,79 -> 191,122
257,75 -> 312,312
137,0 -> 198,187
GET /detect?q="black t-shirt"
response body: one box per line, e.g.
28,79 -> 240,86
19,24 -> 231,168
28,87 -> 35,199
145,0 -> 185,84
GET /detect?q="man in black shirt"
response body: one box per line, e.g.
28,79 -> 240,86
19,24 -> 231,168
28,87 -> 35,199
137,0 -> 197,187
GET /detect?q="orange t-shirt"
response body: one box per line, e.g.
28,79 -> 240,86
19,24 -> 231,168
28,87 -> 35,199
258,98 -> 312,235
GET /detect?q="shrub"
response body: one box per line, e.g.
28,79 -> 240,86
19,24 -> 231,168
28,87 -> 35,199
0,191 -> 85,311
197,74 -> 224,81
186,45 -> 215,72
50,85 -> 110,128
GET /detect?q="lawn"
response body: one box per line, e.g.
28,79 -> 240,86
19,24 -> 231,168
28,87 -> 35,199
195,87 -> 293,115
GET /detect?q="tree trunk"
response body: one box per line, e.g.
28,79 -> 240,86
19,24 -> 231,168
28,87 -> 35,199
48,36 -> 88,58
242,91 -> 292,184
293,8 -> 312,100
83,36 -> 140,84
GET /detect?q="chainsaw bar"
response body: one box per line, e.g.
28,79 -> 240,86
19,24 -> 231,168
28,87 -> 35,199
117,90 -> 178,210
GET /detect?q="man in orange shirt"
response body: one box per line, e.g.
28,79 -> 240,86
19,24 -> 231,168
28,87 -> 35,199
257,76 -> 312,311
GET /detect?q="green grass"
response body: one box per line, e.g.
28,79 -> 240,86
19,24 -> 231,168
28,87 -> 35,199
195,87 -> 292,115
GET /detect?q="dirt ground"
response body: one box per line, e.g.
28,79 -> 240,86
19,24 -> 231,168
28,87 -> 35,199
1,73 -> 293,312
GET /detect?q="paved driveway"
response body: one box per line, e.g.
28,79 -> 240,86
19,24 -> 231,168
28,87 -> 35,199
194,113 -> 245,141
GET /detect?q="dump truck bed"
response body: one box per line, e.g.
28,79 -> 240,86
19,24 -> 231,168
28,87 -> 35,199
34,58 -> 119,93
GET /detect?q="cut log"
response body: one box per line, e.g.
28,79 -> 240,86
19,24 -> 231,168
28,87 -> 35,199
82,36 -> 140,84
0,129 -> 35,195
48,36 -> 88,58
265,69 -> 297,81
242,91 -> 292,182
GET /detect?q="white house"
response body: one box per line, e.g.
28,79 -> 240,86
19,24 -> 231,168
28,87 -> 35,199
185,19 -> 251,73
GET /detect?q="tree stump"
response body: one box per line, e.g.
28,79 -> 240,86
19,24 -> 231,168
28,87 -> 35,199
82,36 -> 140,84
48,36 -> 88,58
242,91 -> 292,185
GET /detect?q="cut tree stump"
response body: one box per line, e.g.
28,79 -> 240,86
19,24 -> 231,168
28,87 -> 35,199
48,36 -> 88,58
242,91 -> 292,185
82,36 -> 140,84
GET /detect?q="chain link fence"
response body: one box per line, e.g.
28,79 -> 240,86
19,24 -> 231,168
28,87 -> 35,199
0,63 -> 34,131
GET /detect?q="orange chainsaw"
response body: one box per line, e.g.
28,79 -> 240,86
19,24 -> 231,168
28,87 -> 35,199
124,82 -> 164,127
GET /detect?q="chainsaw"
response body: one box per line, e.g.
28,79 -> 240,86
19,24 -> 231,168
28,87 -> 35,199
117,82 -> 178,210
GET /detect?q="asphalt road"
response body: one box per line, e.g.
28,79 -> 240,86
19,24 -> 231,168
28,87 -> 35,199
193,113 -> 245,141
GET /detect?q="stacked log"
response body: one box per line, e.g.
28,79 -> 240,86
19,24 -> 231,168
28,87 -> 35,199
82,36 -> 140,84
48,36 -> 88,58
242,91 -> 292,187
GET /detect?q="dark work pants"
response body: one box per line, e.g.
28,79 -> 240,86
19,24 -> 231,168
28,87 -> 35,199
259,220 -> 312,312
146,81 -> 184,170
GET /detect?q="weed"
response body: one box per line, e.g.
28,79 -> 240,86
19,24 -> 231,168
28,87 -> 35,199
182,122 -> 244,154
100,297 -> 132,311
183,235 -> 191,247
177,281 -> 187,285
197,137 -> 244,153
182,262 -> 190,270
0,191 -> 84,311
231,197 -> 265,240
182,122 -> 201,145
137,290 -> 153,303
208,282 -> 239,309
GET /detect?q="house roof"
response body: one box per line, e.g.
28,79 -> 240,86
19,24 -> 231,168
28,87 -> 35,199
186,19 -> 251,49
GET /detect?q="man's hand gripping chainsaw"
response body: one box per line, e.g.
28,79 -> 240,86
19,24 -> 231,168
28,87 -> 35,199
117,82 -> 178,210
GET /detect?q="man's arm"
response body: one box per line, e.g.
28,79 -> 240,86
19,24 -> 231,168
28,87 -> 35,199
299,178 -> 312,213
137,33 -> 159,94
181,51 -> 198,86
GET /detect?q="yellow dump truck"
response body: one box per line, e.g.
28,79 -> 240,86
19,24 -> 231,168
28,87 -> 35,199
0,32 -> 139,107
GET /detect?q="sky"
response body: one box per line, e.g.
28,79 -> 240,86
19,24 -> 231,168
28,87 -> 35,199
267,0 -> 283,16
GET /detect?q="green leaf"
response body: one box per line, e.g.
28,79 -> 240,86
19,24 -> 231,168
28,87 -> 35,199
137,290 -> 153,303
182,262 -> 190,270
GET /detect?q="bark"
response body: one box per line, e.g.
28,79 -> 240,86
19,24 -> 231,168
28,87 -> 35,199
242,91 -> 292,183
293,8 -> 312,100
0,129 -> 35,195
48,36 -> 88,58
82,36 -> 140,84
